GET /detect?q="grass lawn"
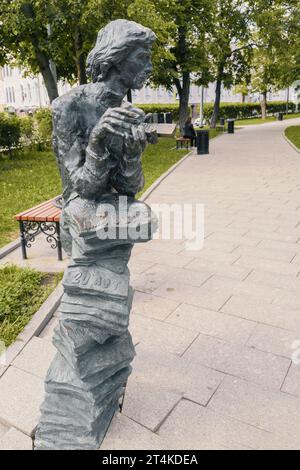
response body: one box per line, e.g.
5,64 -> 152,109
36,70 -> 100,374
0,264 -> 62,347
235,113 -> 300,126
0,138 -> 191,247
285,126 -> 300,150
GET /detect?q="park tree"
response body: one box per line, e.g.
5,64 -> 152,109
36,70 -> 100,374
127,0 -> 212,133
205,0 -> 253,128
249,0 -> 300,118
0,0 -> 130,102
0,0 -> 60,102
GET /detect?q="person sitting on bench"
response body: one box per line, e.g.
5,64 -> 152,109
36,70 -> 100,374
183,116 -> 196,147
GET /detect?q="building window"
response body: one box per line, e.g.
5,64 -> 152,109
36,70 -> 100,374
27,84 -> 32,101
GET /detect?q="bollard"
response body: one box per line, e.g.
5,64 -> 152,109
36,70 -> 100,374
196,130 -> 209,155
227,118 -> 235,134
277,112 -> 284,121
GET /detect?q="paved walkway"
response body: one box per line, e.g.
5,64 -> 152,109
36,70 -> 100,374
1,118 -> 300,449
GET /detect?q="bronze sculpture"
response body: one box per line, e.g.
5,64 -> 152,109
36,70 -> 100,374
35,19 -> 157,450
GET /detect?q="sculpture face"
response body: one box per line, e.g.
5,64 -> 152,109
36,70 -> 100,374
118,46 -> 153,90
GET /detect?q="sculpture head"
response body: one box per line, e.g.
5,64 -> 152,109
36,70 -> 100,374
86,19 -> 156,90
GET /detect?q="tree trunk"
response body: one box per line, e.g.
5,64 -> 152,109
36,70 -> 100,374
75,29 -> 87,85
261,91 -> 267,119
210,77 -> 222,128
175,72 -> 190,135
34,46 -> 58,103
286,87 -> 289,115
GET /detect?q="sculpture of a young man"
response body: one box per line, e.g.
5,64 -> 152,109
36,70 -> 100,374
35,19 -> 157,450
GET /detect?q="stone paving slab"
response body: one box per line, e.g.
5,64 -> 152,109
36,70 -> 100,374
129,314 -> 198,355
281,364 -> 300,398
132,291 -> 180,321
183,333 -> 290,389
246,269 -> 300,291
153,280 -> 231,311
0,366 -> 44,436
0,427 -> 33,450
166,303 -> 256,345
247,323 -> 299,358
123,380 -> 181,432
159,399 -> 300,450
222,294 -> 300,332
131,264 -> 212,293
12,337 -> 56,379
0,421 -> 9,439
125,344 -> 224,410
208,376 -> 300,441
101,413 -> 169,450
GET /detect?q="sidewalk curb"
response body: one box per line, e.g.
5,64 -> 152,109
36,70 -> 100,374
0,239 -> 21,260
0,282 -> 63,369
283,132 -> 300,154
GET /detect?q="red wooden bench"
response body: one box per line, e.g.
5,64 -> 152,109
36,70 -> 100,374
14,196 -> 63,260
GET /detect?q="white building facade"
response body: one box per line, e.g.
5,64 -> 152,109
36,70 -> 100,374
0,65 -> 298,112
0,65 -> 71,112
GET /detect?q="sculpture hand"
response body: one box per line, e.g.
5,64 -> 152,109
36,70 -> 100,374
88,107 -> 145,152
124,124 -> 147,158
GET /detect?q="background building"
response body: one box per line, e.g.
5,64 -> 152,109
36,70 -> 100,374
0,65 -> 298,113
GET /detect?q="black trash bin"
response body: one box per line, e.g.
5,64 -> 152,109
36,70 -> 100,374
158,112 -> 165,123
165,112 -> 173,123
196,130 -> 209,155
277,112 -> 284,121
227,119 -> 235,134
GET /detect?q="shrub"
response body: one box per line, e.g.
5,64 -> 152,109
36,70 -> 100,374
34,108 -> 52,149
19,116 -> 34,147
0,113 -> 21,153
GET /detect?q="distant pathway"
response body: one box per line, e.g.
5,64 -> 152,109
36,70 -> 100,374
1,118 -> 300,449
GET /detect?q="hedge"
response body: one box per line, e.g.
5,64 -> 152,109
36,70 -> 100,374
1,100 -> 296,154
136,101 -> 296,122
136,103 -> 192,122
203,101 -> 296,120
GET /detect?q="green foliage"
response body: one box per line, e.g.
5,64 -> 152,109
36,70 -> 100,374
19,115 -> 34,146
0,113 -> 21,152
203,101 -> 295,120
0,264 -> 62,347
136,103 -> 192,121
235,113 -> 300,126
249,0 -> 300,95
285,125 -> 300,150
34,108 -> 53,148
